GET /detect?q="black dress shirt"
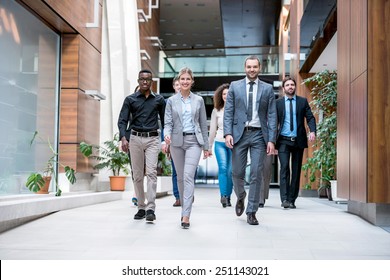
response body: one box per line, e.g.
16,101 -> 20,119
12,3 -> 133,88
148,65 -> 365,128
118,91 -> 166,140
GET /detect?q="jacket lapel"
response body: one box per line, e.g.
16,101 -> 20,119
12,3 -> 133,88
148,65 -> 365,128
256,81 -> 264,109
174,94 -> 183,125
190,93 -> 197,122
241,79 -> 247,108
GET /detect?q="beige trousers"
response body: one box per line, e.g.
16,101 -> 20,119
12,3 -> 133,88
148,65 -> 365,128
129,134 -> 160,211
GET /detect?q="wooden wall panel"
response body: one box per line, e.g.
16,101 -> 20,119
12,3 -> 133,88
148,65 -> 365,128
62,34 -> 101,91
62,35 -> 80,89
60,33 -> 101,173
350,0 -> 367,81
350,73 -> 367,202
79,37 -> 101,91
77,93 -> 100,145
367,0 -> 390,203
60,89 -> 78,143
337,0 -> 351,199
59,89 -> 98,173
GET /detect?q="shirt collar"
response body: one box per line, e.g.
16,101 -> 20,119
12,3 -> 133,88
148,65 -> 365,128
136,91 -> 155,98
245,77 -> 258,85
284,95 -> 296,101
180,91 -> 192,99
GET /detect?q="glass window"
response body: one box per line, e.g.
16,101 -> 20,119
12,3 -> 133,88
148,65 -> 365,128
0,0 -> 60,195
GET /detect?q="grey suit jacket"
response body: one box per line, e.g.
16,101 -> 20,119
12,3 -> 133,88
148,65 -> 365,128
164,92 -> 209,150
223,78 -> 277,144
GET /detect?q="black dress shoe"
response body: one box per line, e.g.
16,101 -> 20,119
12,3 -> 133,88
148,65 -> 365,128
289,202 -> 296,209
134,209 -> 146,220
259,203 -> 264,208
281,200 -> 290,208
235,193 -> 246,216
247,212 -> 259,225
145,210 -> 156,222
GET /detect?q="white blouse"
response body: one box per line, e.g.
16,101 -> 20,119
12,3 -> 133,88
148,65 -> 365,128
209,108 -> 225,150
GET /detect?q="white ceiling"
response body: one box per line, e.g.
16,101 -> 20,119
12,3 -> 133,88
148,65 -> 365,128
309,32 -> 337,73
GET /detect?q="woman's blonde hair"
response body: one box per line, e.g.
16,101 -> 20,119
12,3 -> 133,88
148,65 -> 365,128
177,67 -> 194,86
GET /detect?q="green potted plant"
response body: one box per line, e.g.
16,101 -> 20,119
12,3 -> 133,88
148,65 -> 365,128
26,131 -> 76,196
301,70 -> 337,199
80,133 -> 130,191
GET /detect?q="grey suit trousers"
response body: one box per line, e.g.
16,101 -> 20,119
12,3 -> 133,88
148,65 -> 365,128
170,135 -> 202,218
260,155 -> 273,204
232,129 -> 266,214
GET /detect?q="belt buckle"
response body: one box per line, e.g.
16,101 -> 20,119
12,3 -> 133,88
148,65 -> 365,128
290,137 -> 295,141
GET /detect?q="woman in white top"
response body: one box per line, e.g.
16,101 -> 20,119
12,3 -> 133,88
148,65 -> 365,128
209,83 -> 233,207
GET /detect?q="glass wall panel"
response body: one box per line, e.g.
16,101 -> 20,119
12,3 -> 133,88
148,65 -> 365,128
0,0 -> 60,195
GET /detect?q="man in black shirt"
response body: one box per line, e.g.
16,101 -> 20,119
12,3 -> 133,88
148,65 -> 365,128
118,69 -> 165,222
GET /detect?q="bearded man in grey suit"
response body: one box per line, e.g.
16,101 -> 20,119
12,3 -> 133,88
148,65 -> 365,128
224,55 -> 277,225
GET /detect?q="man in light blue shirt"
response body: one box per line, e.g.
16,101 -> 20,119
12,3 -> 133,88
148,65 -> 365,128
276,77 -> 316,209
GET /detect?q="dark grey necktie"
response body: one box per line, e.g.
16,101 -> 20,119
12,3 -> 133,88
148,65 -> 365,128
288,98 -> 293,131
247,82 -> 254,121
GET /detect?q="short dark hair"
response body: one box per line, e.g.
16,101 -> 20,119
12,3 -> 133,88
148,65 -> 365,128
282,76 -> 296,87
213,83 -> 230,110
244,55 -> 261,66
139,69 -> 152,77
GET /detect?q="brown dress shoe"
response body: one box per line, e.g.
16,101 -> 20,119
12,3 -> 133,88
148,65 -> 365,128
173,199 -> 181,207
247,212 -> 259,225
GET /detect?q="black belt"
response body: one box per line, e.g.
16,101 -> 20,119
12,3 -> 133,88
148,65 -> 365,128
183,132 -> 196,136
244,126 -> 261,131
131,130 -> 158,137
280,135 -> 296,142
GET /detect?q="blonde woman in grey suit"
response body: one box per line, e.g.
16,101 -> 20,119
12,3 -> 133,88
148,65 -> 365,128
164,67 -> 210,229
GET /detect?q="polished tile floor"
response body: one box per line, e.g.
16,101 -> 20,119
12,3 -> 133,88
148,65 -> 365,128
0,186 -> 390,260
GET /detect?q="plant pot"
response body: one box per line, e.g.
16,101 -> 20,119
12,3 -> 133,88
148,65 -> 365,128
330,180 -> 347,202
109,176 -> 127,191
37,176 -> 51,194
326,188 -> 332,201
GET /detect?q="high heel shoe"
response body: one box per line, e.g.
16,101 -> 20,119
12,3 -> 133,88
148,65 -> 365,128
181,222 -> 190,229
181,217 -> 190,229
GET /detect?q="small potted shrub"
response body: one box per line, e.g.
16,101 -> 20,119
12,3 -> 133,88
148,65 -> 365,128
80,133 -> 130,191
26,131 -> 76,196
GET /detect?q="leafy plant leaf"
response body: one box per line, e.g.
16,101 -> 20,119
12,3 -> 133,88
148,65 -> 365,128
26,173 -> 45,192
80,142 -> 93,157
